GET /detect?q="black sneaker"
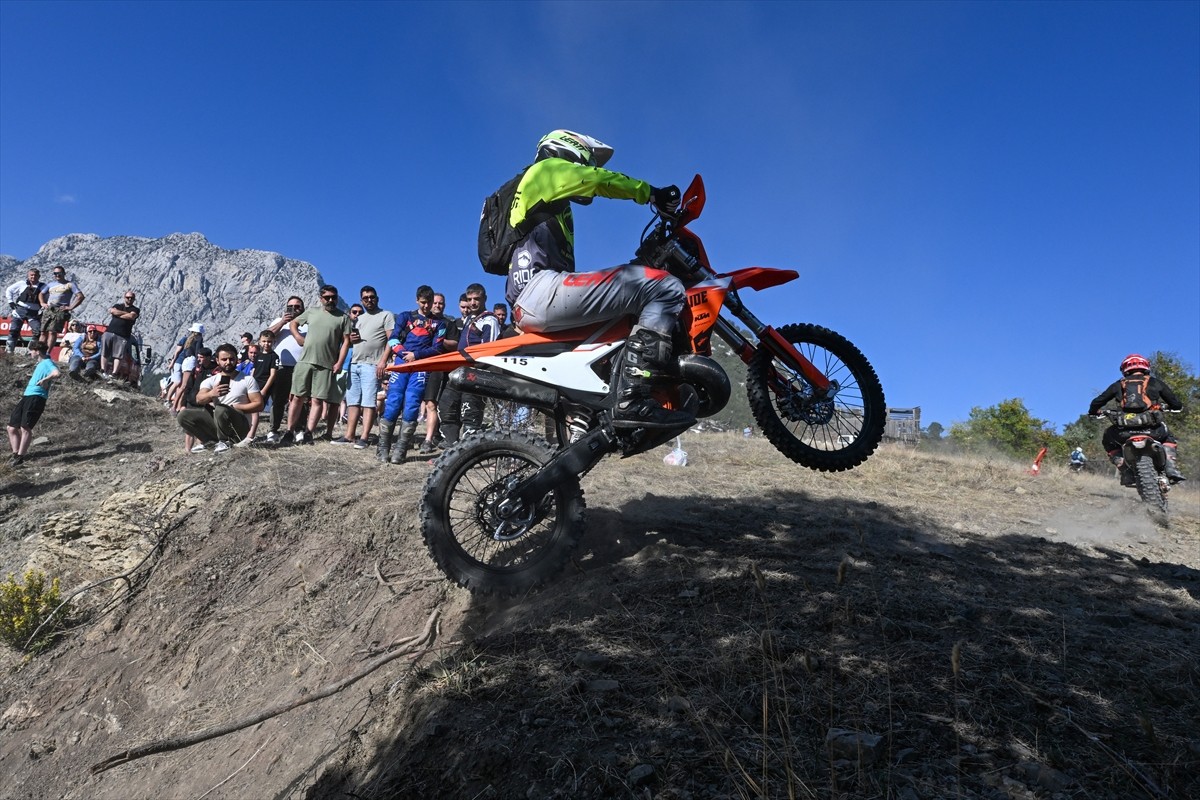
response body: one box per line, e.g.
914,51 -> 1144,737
278,430 -> 295,446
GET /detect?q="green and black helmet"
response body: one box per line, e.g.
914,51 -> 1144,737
535,129 -> 613,168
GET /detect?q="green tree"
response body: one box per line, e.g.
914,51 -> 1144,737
949,398 -> 1062,461
920,421 -> 945,449
1150,351 -> 1197,477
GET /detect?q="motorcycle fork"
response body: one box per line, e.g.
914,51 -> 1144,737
710,311 -> 832,396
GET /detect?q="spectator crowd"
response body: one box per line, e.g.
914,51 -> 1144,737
5,264 -> 515,467
162,280 -> 513,463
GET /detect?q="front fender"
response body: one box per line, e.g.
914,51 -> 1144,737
722,267 -> 799,292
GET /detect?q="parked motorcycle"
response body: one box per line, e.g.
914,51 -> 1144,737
1101,409 -> 1172,515
394,175 -> 886,595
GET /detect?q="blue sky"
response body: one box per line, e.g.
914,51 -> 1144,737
2,1 -> 1197,433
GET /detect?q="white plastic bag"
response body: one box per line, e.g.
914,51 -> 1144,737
663,438 -> 688,467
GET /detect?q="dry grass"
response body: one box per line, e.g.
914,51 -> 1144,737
1,363 -> 1197,800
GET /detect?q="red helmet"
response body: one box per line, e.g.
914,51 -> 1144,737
1120,354 -> 1150,375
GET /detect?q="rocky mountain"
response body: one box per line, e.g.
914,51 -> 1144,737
1,233 -> 324,372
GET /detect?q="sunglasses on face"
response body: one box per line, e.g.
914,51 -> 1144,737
361,295 -> 377,301
321,295 -> 337,301
287,304 -> 302,311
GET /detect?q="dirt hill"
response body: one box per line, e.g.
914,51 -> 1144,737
1,355 -> 1198,800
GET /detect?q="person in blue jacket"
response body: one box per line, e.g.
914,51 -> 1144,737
377,285 -> 446,464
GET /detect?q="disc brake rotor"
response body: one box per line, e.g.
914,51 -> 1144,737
474,471 -> 553,543
776,377 -> 839,425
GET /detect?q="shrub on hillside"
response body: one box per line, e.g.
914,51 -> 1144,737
0,569 -> 71,653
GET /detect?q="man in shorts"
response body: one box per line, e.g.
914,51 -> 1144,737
38,265 -> 85,351
283,285 -> 352,445
340,285 -> 394,448
7,341 -> 60,466
101,289 -> 140,382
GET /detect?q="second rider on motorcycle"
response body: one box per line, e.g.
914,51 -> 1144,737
504,129 -> 694,430
1088,353 -> 1186,484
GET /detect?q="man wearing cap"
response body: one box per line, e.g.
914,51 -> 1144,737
5,268 -> 46,353
101,289 -> 140,383
38,266 -> 85,351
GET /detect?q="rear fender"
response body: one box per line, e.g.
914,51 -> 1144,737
1123,436 -> 1167,470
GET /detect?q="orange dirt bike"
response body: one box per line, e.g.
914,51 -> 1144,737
392,175 -> 886,595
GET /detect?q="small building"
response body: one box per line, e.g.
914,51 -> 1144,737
885,407 -> 921,444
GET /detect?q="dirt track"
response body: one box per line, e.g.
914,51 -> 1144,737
1,357 -> 1198,799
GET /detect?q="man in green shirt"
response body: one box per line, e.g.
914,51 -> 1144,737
283,285 -> 352,445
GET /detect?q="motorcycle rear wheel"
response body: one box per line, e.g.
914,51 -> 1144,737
1133,455 -> 1169,515
420,431 -> 586,596
747,323 -> 885,471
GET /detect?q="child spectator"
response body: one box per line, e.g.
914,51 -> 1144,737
240,331 -> 280,446
7,341 -> 60,466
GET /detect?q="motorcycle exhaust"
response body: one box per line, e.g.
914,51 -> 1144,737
676,354 -> 731,418
448,366 -> 559,410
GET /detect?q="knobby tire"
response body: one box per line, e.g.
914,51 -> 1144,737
747,323 -> 885,471
1134,456 -> 1169,515
420,430 -> 586,596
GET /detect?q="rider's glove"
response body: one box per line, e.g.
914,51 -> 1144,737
8,302 -> 14,311
650,185 -> 681,214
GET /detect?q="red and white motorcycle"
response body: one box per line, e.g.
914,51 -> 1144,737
392,175 -> 886,595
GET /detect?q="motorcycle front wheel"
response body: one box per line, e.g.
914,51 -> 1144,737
420,431 -> 586,596
747,323 -> 886,471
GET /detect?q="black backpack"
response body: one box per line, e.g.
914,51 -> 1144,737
1119,374 -> 1153,412
477,169 -> 529,275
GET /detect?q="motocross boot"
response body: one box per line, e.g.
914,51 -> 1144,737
611,326 -> 696,430
377,421 -> 395,463
1108,451 -> 1135,486
390,421 -> 417,464
1163,443 -> 1186,484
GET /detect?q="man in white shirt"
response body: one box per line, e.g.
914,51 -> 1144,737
177,343 -> 265,453
264,296 -> 307,443
5,268 -> 46,352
